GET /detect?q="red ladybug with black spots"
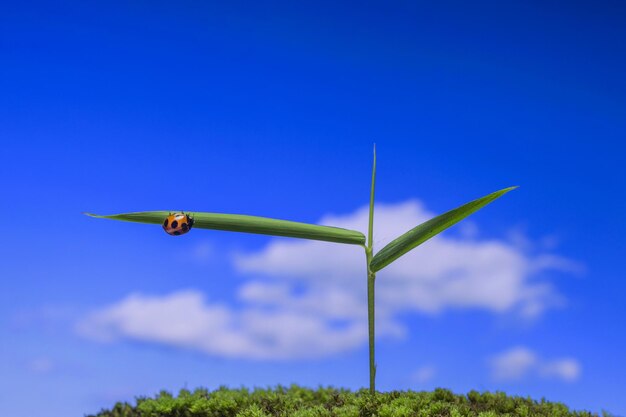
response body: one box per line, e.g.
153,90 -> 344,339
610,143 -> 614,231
163,212 -> 194,236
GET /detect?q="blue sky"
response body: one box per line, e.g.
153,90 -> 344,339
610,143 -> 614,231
1,1 -> 625,416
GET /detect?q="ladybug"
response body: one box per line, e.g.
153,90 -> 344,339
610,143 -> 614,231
162,212 -> 194,236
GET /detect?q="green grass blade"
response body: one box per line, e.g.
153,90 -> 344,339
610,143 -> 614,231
84,211 -> 366,245
368,144 -> 376,253
369,186 -> 517,272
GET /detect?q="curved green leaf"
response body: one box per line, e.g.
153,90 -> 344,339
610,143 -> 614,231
84,211 -> 366,245
369,186 -> 517,272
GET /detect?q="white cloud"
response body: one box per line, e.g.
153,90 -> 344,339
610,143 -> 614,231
76,290 -> 379,360
411,365 -> 437,383
539,358 -> 581,382
78,200 -> 581,360
489,347 -> 537,381
489,346 -> 581,382
235,201 -> 579,319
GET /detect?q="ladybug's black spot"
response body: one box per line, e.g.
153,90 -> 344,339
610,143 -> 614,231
163,219 -> 168,227
181,223 -> 188,230
174,231 -> 181,235
171,220 -> 178,228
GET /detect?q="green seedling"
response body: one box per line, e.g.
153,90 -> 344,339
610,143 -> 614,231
85,147 -> 516,394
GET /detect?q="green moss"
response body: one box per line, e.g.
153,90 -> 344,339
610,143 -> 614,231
87,385 -> 599,417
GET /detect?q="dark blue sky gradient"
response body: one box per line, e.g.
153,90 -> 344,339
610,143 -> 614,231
1,1 -> 625,416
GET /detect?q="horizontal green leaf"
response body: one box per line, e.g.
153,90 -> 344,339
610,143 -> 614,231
84,211 -> 366,245
369,186 -> 517,272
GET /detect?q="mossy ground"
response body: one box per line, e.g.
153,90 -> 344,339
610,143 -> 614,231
88,385 -> 608,417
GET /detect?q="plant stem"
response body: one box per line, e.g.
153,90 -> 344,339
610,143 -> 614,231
366,144 -> 377,394
368,145 -> 376,251
366,249 -> 376,394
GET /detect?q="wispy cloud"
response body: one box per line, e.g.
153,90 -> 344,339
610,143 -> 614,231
539,358 -> 582,381
77,200 -> 580,360
489,346 -> 581,382
411,365 -> 437,383
75,290 -> 393,360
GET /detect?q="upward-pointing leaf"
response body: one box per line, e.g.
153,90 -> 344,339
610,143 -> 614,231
84,211 -> 366,245
369,186 -> 517,272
